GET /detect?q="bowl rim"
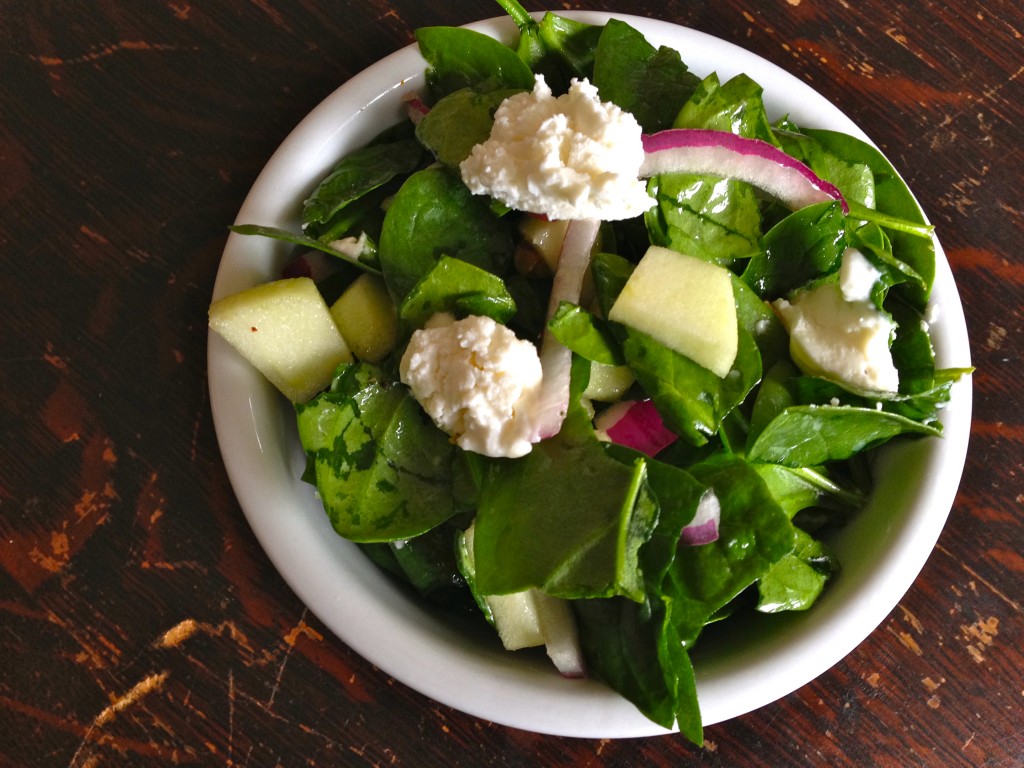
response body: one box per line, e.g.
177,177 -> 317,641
207,11 -> 973,738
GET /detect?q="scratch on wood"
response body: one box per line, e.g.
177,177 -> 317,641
155,618 -> 259,657
95,671 -> 169,726
30,41 -> 181,67
960,616 -> 999,663
269,610 -> 321,709
887,624 -> 924,656
900,606 -> 925,634
937,549 -> 1023,612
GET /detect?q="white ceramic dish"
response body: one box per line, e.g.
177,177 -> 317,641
207,12 -> 972,738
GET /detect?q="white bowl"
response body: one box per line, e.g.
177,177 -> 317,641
208,12 -> 972,738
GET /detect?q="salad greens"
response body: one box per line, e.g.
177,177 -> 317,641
230,0 -> 968,743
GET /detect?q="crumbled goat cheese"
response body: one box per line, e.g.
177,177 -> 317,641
459,75 -> 653,221
773,283 -> 900,393
399,314 -> 543,458
839,247 -> 881,302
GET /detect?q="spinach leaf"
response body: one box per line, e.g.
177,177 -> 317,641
622,325 -> 762,447
574,597 -> 701,741
472,386 -> 657,601
398,255 -> 517,329
747,404 -> 941,467
378,167 -> 515,302
753,463 -> 864,520
674,73 -> 777,143
301,139 -> 424,229
415,26 -> 535,100
592,19 -> 700,133
792,369 -> 965,426
756,527 -> 836,612
732,274 -> 789,371
575,450 -> 707,740
415,86 -> 523,169
742,201 -> 847,299
848,222 -> 927,307
296,363 -> 469,542
645,175 -> 763,266
547,302 -> 625,365
591,251 -> 636,318
804,128 -> 935,308
228,224 -> 381,274
665,455 -> 797,647
536,12 -> 603,84
773,127 -> 876,209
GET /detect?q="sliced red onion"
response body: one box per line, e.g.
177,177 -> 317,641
402,93 -> 431,125
640,129 -> 848,214
532,591 -> 586,679
595,399 -> 678,457
281,250 -> 340,282
680,489 -> 721,546
530,218 -> 601,440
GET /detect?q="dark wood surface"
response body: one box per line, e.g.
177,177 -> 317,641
2,1 -> 1021,765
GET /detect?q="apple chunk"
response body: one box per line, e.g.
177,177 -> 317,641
608,245 -> 738,377
329,273 -> 398,363
209,277 -> 352,403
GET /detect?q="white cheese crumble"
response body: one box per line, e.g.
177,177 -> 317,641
773,283 -> 900,393
839,247 -> 881,302
399,314 -> 543,458
459,75 -> 654,221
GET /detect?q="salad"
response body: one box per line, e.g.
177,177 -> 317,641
209,1 -> 970,743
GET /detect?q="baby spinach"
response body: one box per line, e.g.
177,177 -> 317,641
472,376 -> 657,601
622,325 -> 761,447
804,128 -> 936,308
747,404 -> 941,467
592,18 -> 700,133
378,166 -> 515,302
296,364 -> 470,542
302,139 -> 424,230
398,255 -> 517,330
742,201 -> 847,299
756,527 -> 836,613
546,302 -> 625,366
227,224 -> 381,274
415,86 -> 524,169
416,25 -> 535,100
665,455 -> 797,648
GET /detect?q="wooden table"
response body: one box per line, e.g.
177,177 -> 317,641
2,2 -> 1021,765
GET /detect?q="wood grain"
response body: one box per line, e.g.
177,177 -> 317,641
1,1 -> 1021,765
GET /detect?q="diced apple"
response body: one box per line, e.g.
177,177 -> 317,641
209,277 -> 352,403
583,362 -> 636,402
608,245 -> 738,378
459,522 -> 584,674
330,273 -> 399,363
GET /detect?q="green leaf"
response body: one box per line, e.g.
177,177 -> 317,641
472,396 -> 656,601
592,19 -> 700,133
415,26 -> 536,99
546,302 -> 625,365
622,325 -> 762,447
398,255 -> 517,329
756,527 -> 837,612
295,364 -> 466,542
228,224 -> 381,274
378,167 -> 514,302
301,139 -> 423,228
747,404 -> 941,467
666,455 -> 797,647
804,128 -> 935,308
742,201 -> 847,299
415,86 -> 523,169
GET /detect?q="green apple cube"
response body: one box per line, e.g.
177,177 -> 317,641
330,273 -> 399,363
608,245 -> 738,378
209,276 -> 352,403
